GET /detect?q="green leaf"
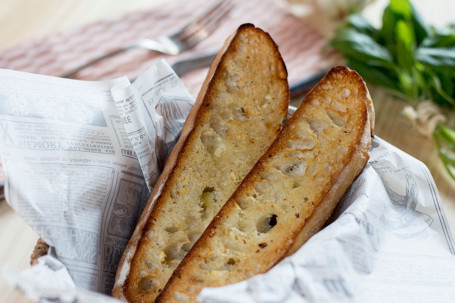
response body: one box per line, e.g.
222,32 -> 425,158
380,5 -> 399,51
410,2 -> 430,45
389,0 -> 412,17
331,28 -> 394,67
346,14 -> 379,39
346,57 -> 400,91
397,70 -> 415,99
330,0 -> 455,180
395,20 -> 415,71
437,70 -> 455,98
434,124 -> 455,179
417,47 -> 455,68
415,67 -> 454,106
423,24 -> 455,48
430,78 -> 455,106
380,0 -> 412,52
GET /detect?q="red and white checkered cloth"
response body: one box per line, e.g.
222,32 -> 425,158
0,0 -> 339,190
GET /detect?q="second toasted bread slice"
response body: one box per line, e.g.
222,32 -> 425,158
157,66 -> 374,302
112,24 -> 289,302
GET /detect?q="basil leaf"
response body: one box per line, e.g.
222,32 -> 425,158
346,57 -> 400,91
389,0 -> 412,17
434,124 -> 455,179
417,47 -> 455,68
437,70 -> 455,98
423,24 -> 455,47
380,0 -> 416,54
331,0 -> 455,179
380,5 -> 399,52
410,2 -> 430,45
428,72 -> 455,106
395,20 -> 415,71
331,28 -> 394,67
346,14 -> 379,40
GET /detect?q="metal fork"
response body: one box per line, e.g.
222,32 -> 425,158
60,0 -> 233,78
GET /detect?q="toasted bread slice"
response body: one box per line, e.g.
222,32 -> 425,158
157,66 -> 374,303
112,24 -> 289,302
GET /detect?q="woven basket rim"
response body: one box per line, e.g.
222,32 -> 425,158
30,238 -> 49,265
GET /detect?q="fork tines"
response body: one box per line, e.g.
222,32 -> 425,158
174,0 -> 234,45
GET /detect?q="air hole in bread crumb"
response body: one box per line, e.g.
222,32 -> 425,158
287,140 -> 315,150
187,231 -> 201,243
164,243 -> 185,264
332,101 -> 347,112
292,180 -> 301,188
256,214 -> 278,233
233,106 -> 248,121
200,187 -> 216,211
235,197 -> 249,210
144,260 -> 154,270
138,277 -> 154,291
201,131 -> 225,156
181,242 -> 192,252
238,218 -> 249,232
227,258 -> 236,265
259,171 -> 278,182
327,110 -> 347,128
273,160 -> 306,178
253,181 -> 267,194
209,118 -> 229,138
308,118 -> 329,134
165,226 -> 179,233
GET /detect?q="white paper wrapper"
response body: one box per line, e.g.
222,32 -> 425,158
1,62 -> 454,303
198,136 -> 455,303
111,60 -> 193,191
0,61 -> 192,295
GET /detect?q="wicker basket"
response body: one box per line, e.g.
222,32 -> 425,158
30,238 -> 49,265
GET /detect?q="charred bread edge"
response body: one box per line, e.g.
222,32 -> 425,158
112,23 -> 288,300
285,67 -> 374,256
156,66 -> 374,301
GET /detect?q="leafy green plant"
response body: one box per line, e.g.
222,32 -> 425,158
330,0 -> 455,179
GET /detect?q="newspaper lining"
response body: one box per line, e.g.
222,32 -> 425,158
0,61 -> 192,294
111,60 -> 193,191
199,137 -> 455,302
0,62 -> 454,302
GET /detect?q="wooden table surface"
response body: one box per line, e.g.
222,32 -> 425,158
0,0 -> 453,302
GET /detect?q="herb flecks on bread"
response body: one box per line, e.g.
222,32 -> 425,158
112,24 -> 289,302
157,66 -> 374,303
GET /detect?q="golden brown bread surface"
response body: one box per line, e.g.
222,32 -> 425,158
112,24 -> 289,302
156,66 -> 374,303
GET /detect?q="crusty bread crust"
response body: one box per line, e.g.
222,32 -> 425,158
156,66 -> 374,303
112,24 -> 289,302
285,67 -> 373,256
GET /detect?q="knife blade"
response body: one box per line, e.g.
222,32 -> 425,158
170,50 -> 326,99
171,50 -> 218,77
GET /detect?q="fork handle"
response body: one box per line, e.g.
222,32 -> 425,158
59,45 -> 135,78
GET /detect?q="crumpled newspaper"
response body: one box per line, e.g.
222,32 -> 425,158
1,61 -> 454,302
199,137 -> 455,303
0,60 -> 192,295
